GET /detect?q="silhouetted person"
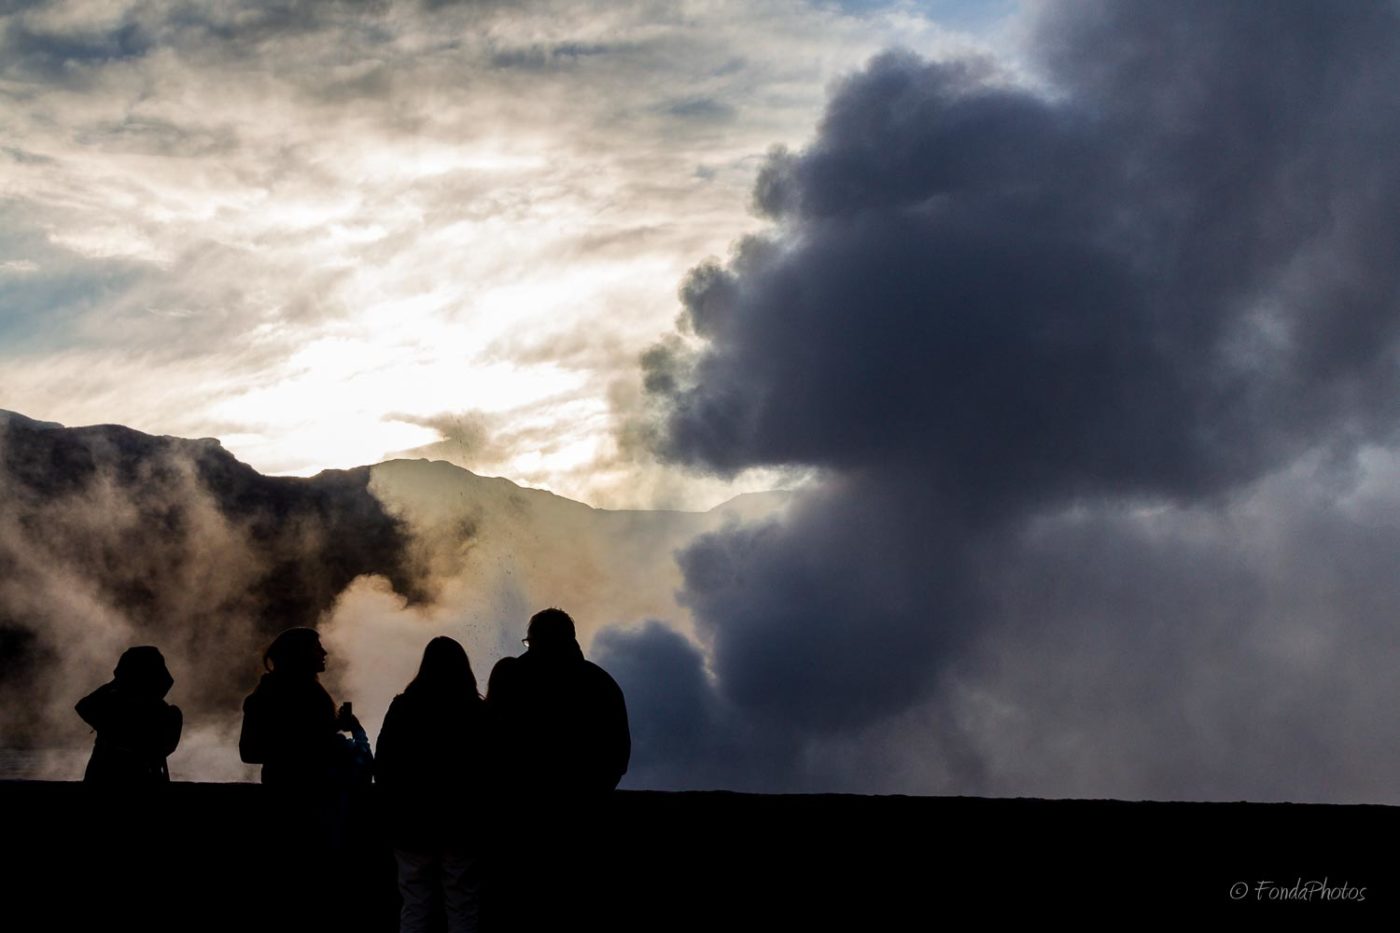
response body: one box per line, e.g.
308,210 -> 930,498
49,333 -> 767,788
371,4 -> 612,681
239,627 -> 369,787
377,636 -> 488,933
238,627 -> 371,930
486,608 -> 629,928
487,607 -> 630,797
76,645 -> 182,784
73,647 -> 183,929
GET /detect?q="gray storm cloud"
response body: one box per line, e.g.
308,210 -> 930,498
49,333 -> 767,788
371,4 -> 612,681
619,1 -> 1400,798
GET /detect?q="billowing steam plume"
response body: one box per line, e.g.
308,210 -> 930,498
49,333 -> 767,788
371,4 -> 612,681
617,1 -> 1400,799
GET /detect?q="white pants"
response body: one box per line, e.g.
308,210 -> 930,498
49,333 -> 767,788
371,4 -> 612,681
394,847 -> 481,933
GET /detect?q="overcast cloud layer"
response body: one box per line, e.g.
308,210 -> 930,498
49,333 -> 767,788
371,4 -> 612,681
619,0 -> 1400,800
0,0 -> 993,508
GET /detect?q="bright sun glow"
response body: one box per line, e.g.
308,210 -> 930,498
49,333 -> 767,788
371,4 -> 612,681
0,0 -> 977,505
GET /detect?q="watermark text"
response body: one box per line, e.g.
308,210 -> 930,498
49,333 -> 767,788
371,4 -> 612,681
1229,879 -> 1366,903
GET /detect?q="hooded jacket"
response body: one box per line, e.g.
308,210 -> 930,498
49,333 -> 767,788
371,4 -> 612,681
76,646 -> 182,784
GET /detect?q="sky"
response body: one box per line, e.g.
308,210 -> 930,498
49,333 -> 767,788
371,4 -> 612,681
0,0 -> 1014,509
10,0 -> 1400,804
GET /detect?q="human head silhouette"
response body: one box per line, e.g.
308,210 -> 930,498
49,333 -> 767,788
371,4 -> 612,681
408,635 -> 479,697
112,645 -> 174,700
263,627 -> 327,675
525,608 -> 576,653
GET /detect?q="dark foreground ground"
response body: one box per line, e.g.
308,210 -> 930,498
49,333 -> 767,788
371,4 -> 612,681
0,782 -> 1393,929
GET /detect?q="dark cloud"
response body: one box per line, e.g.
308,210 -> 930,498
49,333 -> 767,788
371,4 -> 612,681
387,410 -> 492,455
593,620 -> 803,791
963,469 -> 1400,802
593,621 -> 726,786
384,409 -> 552,474
0,146 -> 53,164
74,116 -> 240,158
161,0 -> 397,51
489,40 -> 624,71
676,477 -> 976,731
0,0 -> 395,88
662,96 -> 735,122
384,409 -> 565,474
635,1 -> 1400,795
0,16 -> 153,84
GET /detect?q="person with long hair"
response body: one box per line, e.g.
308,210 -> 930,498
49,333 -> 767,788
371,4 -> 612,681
238,627 -> 371,929
376,636 -> 488,933
238,627 -> 369,787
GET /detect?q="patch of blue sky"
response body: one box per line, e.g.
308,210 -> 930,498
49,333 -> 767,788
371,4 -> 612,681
0,219 -> 149,354
814,0 -> 1020,34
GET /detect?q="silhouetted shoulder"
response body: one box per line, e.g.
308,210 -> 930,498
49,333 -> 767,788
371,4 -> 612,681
238,678 -> 271,764
487,655 -> 522,700
381,691 -> 410,720
584,660 -> 630,787
75,683 -> 116,729
583,660 -> 622,690
372,692 -> 409,782
490,655 -> 521,678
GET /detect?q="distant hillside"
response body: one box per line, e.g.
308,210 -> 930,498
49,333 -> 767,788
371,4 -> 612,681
366,457 -> 788,650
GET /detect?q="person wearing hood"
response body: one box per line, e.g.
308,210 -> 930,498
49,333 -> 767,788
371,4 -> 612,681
76,645 -> 182,784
